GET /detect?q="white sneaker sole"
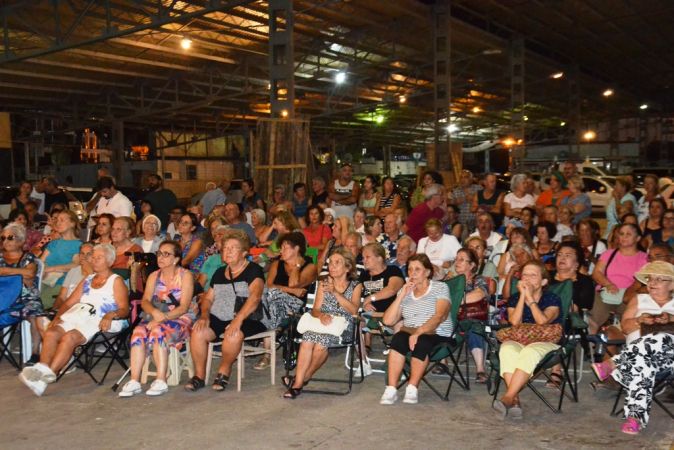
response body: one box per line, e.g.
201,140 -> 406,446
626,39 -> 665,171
21,366 -> 44,382
118,388 -> 143,398
19,373 -> 45,397
379,395 -> 398,405
403,397 -> 418,404
146,388 -> 168,396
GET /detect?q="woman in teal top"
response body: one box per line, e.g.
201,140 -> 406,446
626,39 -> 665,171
40,210 -> 82,307
605,177 -> 637,238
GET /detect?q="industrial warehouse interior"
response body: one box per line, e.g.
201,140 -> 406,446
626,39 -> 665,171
1,1 -> 674,449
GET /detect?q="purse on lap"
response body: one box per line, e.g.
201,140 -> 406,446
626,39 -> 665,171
296,312 -> 347,337
496,323 -> 563,346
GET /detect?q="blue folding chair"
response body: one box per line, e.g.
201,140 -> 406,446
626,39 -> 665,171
0,275 -> 24,369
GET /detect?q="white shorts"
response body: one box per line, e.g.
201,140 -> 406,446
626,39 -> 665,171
58,303 -> 125,341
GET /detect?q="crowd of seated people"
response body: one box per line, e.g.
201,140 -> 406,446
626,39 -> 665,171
1,165 -> 673,436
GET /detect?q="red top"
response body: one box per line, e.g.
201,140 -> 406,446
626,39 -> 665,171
406,203 -> 444,243
302,224 -> 331,248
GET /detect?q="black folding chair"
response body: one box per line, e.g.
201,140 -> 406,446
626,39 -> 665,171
298,315 -> 366,396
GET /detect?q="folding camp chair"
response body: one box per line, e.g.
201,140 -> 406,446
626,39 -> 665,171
395,275 -> 470,401
489,280 -> 584,413
0,275 -> 24,369
300,314 -> 366,396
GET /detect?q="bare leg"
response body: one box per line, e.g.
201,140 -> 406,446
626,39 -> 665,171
190,328 -> 216,379
152,345 -> 169,381
39,327 -> 65,366
387,350 -> 406,386
297,345 -> 329,385
28,317 -> 41,354
49,330 -> 86,373
292,341 -> 315,387
129,344 -> 146,381
407,356 -> 430,387
500,369 -> 531,406
217,334 -> 244,376
472,348 -> 485,373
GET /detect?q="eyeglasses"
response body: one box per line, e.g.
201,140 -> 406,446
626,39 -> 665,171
645,276 -> 673,284
179,220 -> 193,225
157,251 -> 175,258
0,235 -> 15,241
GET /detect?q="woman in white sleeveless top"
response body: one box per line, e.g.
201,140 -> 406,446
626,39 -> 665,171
19,244 -> 129,396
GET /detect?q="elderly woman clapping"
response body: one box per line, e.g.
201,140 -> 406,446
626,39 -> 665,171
19,244 -> 129,396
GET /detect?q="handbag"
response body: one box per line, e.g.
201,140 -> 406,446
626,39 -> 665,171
296,312 -> 347,337
458,298 -> 488,321
496,323 -> 563,346
641,322 -> 674,336
599,249 -> 625,305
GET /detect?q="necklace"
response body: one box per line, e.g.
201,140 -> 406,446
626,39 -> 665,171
228,260 -> 248,277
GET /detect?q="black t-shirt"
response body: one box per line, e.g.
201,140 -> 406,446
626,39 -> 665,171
209,262 -> 264,321
45,190 -> 70,212
144,188 -> 177,231
550,271 -> 595,311
359,265 -> 405,312
310,191 -> 329,206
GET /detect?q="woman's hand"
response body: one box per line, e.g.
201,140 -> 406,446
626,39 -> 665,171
638,314 -> 655,325
192,317 -> 210,333
99,313 -> 114,332
654,313 -> 670,324
48,316 -> 63,329
363,300 -> 376,312
409,333 -> 419,351
150,309 -> 165,322
605,283 -> 619,294
146,319 -> 162,330
322,277 -> 335,294
224,321 -> 241,339
319,313 -> 333,325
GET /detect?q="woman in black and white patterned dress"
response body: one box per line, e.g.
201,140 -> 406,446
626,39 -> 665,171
283,247 -> 362,399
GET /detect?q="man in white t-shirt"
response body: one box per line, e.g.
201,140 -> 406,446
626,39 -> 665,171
29,178 -> 46,214
417,218 -> 461,279
88,177 -> 133,228
469,212 -> 503,258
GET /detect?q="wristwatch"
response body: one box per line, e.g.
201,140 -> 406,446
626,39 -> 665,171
370,295 -> 376,302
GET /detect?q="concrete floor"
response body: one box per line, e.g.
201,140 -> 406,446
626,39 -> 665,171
1,349 -> 672,450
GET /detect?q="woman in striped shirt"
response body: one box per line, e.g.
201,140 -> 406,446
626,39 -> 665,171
379,253 -> 454,405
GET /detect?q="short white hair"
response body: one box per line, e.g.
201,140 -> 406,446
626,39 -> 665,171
94,243 -> 117,266
510,173 -> 528,191
423,183 -> 443,200
4,222 -> 26,243
142,214 -> 161,231
398,234 -> 416,253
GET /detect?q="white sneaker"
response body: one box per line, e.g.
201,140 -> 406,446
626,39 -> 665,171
19,373 -> 47,396
353,361 -> 373,377
403,384 -> 419,404
146,379 -> 169,396
22,363 -> 56,384
118,380 -> 143,398
379,386 -> 398,405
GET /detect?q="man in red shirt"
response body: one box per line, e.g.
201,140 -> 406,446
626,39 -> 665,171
404,183 -> 445,243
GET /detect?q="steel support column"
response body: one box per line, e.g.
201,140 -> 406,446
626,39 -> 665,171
509,36 -> 525,171
568,64 -> 581,158
433,0 -> 451,171
268,0 -> 295,118
111,121 -> 124,183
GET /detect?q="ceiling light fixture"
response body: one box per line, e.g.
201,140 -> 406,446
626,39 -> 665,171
399,95 -> 407,104
550,72 -> 564,79
472,106 -> 482,114
603,89 -> 614,97
639,103 -> 648,110
334,71 -> 347,84
180,37 -> 192,50
583,130 -> 596,140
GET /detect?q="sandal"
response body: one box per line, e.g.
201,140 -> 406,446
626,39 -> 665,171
212,373 -> 229,391
545,372 -> 563,389
281,375 -> 310,388
475,372 -> 488,384
621,417 -> 642,435
591,361 -> 613,382
184,376 -> 205,392
283,387 -> 302,399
